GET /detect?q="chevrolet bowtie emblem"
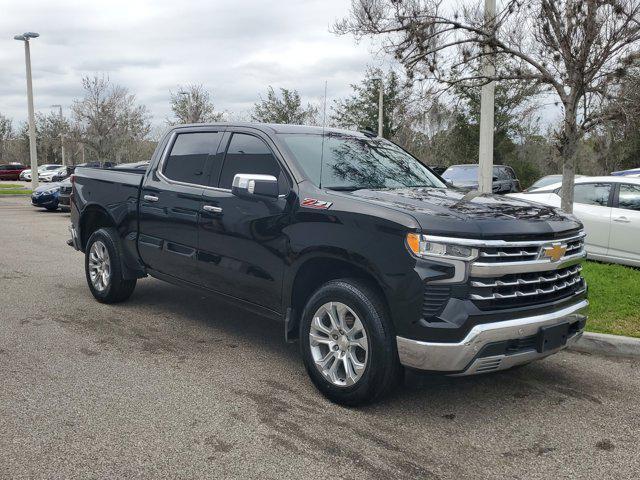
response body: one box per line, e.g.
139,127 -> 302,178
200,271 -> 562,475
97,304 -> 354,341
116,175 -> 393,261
542,244 -> 567,262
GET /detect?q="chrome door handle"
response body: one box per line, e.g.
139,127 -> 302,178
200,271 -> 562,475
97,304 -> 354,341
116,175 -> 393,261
202,205 -> 223,213
143,194 -> 159,202
614,216 -> 630,223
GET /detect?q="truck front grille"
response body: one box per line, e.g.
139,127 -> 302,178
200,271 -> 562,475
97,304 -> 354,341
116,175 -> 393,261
476,236 -> 585,264
469,265 -> 586,310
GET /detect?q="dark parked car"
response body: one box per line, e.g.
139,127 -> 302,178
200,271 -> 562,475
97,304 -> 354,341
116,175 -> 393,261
51,166 -> 73,183
69,123 -> 587,406
0,163 -> 28,181
58,177 -> 73,211
442,164 -> 521,193
31,181 -> 63,210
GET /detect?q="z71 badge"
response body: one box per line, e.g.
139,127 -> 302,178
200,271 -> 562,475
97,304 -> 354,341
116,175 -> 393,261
301,198 -> 333,209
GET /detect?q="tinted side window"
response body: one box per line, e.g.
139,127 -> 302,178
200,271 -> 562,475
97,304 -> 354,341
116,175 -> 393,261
573,183 -> 611,206
618,184 -> 640,211
219,133 -> 286,191
163,132 -> 223,185
494,167 -> 509,180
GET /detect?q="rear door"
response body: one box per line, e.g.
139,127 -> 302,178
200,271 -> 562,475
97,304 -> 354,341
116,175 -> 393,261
608,183 -> 640,263
571,182 -> 613,256
197,129 -> 292,311
138,129 -> 225,283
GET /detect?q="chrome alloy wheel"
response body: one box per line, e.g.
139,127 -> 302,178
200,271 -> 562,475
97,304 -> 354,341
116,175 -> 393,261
309,302 -> 369,387
88,240 -> 111,292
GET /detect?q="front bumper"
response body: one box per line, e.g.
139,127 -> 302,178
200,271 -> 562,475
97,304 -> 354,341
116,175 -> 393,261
397,299 -> 588,375
31,193 -> 59,208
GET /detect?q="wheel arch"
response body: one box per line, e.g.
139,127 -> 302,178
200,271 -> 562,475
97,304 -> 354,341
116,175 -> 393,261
79,204 -> 117,251
284,252 -> 390,342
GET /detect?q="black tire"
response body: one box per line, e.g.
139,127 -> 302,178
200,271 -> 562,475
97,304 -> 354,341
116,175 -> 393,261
85,227 -> 136,304
45,205 -> 58,211
299,278 -> 401,406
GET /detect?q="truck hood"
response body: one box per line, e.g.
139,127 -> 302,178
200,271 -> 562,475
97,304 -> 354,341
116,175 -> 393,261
346,187 -> 582,239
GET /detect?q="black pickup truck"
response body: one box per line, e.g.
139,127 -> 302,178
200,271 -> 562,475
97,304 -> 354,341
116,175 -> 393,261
69,123 -> 588,405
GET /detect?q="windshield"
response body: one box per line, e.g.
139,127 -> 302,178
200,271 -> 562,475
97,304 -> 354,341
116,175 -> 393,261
442,165 -> 479,182
528,176 -> 561,190
279,133 -> 445,190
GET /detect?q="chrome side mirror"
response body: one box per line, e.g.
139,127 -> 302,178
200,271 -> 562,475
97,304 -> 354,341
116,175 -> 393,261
231,173 -> 279,199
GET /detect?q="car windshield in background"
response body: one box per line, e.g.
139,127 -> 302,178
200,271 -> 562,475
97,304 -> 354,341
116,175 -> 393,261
529,176 -> 562,190
279,133 -> 445,190
442,165 -> 479,182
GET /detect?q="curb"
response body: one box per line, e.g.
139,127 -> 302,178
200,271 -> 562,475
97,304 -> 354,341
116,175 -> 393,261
569,332 -> 640,358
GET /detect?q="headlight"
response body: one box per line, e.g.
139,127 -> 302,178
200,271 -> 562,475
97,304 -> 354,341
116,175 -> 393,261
406,233 -> 477,260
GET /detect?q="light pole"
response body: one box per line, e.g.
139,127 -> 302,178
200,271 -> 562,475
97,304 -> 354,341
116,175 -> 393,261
477,0 -> 496,194
51,104 -> 65,166
14,32 -> 40,188
377,78 -> 384,138
178,91 -> 192,123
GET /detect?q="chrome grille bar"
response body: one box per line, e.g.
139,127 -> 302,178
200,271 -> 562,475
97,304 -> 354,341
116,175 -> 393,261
471,265 -> 582,288
470,276 -> 585,301
479,249 -> 538,258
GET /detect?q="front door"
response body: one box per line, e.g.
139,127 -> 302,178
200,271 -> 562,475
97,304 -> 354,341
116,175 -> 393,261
608,183 -> 640,263
138,129 -> 224,283
197,130 -> 292,312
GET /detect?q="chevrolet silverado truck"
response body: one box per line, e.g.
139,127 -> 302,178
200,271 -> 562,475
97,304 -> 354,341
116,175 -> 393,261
69,123 -> 588,405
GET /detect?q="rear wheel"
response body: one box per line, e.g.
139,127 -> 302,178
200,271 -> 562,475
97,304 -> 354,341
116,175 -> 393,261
85,228 -> 136,303
299,279 -> 401,406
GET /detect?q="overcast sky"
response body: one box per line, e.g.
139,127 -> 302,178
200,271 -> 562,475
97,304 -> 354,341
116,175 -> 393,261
1,0 -> 391,128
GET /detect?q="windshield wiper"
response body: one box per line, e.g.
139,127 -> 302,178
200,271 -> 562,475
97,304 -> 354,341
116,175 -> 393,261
324,186 -> 368,191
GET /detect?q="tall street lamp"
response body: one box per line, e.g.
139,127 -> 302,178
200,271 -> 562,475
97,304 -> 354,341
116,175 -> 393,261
51,104 -> 66,166
376,78 -> 384,138
14,32 -> 40,188
178,91 -> 193,123
477,0 -> 496,194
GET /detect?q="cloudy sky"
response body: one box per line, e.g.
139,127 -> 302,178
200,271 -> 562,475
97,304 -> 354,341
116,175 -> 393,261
1,0 -> 391,128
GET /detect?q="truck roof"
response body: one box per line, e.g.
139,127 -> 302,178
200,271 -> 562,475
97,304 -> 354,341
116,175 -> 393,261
168,122 -> 373,138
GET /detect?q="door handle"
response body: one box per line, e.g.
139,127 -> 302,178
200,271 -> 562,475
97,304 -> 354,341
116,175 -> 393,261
143,194 -> 159,202
614,216 -> 630,223
202,205 -> 223,213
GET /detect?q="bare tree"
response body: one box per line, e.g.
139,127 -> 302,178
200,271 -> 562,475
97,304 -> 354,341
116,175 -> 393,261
169,84 -> 223,124
0,113 -> 14,162
72,76 -> 151,163
336,0 -> 640,212
251,86 -> 318,125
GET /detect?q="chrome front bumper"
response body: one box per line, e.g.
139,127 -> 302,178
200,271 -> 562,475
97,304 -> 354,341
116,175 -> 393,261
396,299 -> 588,375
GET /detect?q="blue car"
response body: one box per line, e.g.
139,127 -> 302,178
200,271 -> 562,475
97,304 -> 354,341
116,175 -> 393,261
611,168 -> 640,176
31,182 -> 63,211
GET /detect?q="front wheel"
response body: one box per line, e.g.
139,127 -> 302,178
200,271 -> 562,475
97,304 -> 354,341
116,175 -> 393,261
299,279 -> 401,406
85,228 -> 136,303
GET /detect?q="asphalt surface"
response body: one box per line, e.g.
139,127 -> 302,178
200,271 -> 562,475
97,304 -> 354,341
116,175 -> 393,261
1,195 -> 639,480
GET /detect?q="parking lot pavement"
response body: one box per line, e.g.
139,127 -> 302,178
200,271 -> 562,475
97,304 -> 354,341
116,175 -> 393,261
1,196 -> 639,480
